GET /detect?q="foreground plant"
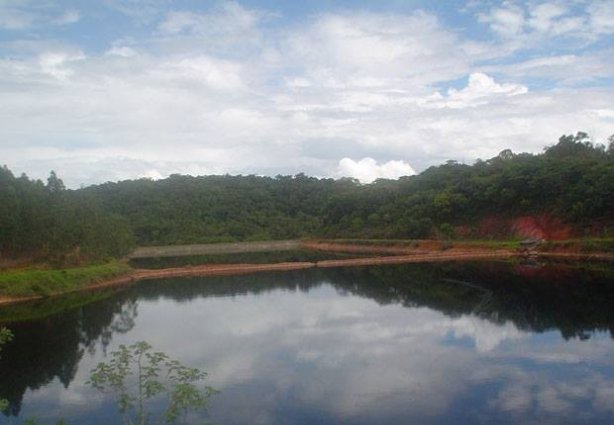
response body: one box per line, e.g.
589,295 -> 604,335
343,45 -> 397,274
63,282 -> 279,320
88,341 -> 216,425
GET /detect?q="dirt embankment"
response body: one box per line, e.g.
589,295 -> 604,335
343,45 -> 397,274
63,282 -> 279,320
301,241 -> 429,255
0,246 -> 516,306
2,239 -> 613,307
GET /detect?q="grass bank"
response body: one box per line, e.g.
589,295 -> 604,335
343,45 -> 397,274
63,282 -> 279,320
0,261 -> 132,297
538,238 -> 614,253
310,239 -> 521,251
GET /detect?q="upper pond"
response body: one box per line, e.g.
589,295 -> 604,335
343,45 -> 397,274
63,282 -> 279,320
1,260 -> 613,424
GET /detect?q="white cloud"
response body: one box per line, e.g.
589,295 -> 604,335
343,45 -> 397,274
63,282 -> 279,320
0,0 -> 37,30
0,2 -> 80,30
528,3 -> 567,33
420,72 -> 528,109
105,46 -> 138,57
285,11 -> 470,86
38,51 -> 85,80
477,1 -> 614,52
102,0 -> 168,23
478,1 -> 526,38
476,1 -> 610,48
450,316 -> 526,353
486,50 -> 614,85
159,1 -> 265,36
152,55 -> 247,91
588,0 -> 614,35
595,109 -> 614,119
0,2 -> 613,186
155,1 -> 271,56
337,157 -> 415,183
53,9 -> 80,26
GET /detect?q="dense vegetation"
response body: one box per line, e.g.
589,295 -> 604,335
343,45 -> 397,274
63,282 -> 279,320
321,132 -> 613,238
83,132 -> 614,243
1,132 -> 612,264
0,168 -> 134,265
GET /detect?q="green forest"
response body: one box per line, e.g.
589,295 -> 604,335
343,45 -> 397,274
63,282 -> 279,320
1,132 -> 613,265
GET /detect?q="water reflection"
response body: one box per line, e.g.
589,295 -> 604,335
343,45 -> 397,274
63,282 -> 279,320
0,296 -> 138,416
0,261 -> 613,424
129,261 -> 614,338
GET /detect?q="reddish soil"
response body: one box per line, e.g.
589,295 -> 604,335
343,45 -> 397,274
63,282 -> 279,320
475,214 -> 576,240
511,215 -> 574,240
131,261 -> 315,281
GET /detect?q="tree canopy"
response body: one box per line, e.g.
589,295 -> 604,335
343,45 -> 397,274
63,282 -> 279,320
1,133 -> 612,262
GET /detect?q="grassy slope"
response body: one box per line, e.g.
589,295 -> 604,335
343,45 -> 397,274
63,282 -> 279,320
0,261 -> 132,297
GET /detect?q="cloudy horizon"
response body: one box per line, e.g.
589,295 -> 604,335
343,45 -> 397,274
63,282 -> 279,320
1,0 -> 613,187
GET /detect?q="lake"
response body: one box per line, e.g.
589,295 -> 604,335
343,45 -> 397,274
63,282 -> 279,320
1,260 -> 613,424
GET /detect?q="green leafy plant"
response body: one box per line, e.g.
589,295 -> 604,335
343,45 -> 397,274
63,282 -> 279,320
88,341 -> 216,425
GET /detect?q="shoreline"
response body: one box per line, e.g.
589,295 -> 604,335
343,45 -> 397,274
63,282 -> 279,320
1,247 -> 613,307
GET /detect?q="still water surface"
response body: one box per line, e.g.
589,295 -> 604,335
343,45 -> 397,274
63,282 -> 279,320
1,261 -> 613,424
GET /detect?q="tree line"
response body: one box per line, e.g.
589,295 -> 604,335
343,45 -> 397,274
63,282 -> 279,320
0,168 -> 134,265
1,132 -> 612,264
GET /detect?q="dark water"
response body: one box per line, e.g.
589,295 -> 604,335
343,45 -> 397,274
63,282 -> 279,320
1,261 -> 614,424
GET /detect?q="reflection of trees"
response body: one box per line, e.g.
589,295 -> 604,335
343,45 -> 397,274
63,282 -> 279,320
0,260 -> 613,416
133,261 -> 614,339
0,294 -> 138,416
340,261 -> 614,339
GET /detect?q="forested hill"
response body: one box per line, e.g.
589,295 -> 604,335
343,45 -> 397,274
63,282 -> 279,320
82,132 -> 613,244
1,132 -> 613,263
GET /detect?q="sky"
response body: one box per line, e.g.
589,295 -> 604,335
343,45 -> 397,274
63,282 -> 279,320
1,0 -> 613,187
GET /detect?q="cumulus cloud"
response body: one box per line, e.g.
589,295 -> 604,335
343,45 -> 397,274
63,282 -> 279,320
0,1 -> 613,186
337,157 -> 415,183
420,72 -> 528,109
